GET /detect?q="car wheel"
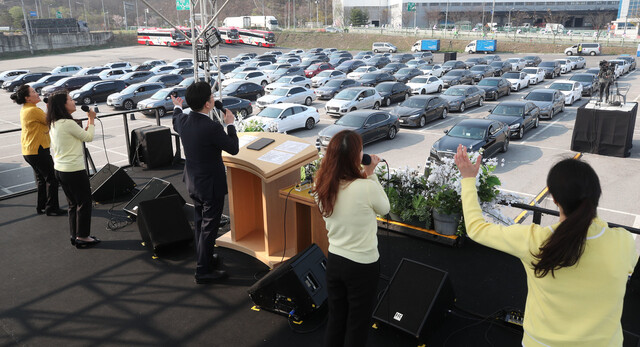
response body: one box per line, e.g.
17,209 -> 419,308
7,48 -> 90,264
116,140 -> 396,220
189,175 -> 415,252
518,126 -> 524,139
350,107 -> 357,112
459,102 -> 466,112
404,93 -> 409,100
82,97 -> 91,105
373,102 -> 380,110
421,89 -> 427,95
387,126 -> 397,140
550,108 -> 555,119
590,51 -> 596,56
569,97 -> 574,105
437,85 -> 442,93
478,97 -> 484,107
305,97 -> 312,106
374,49 -> 379,53
385,97 -> 391,106
418,116 -> 426,128
166,42 -> 171,47
441,108 -> 448,119
305,84 -> 310,89
157,107 -> 166,117
123,99 -> 134,110
506,88 -> 511,96
515,84 -> 520,92
501,137 -> 509,153
261,81 -> 268,87
305,117 -> 315,130
240,109 -> 248,118
145,41 -> 150,46
566,51 -> 572,56
534,117 -> 539,128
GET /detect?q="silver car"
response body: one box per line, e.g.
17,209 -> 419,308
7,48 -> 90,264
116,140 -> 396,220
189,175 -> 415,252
325,87 -> 383,116
98,68 -> 132,80
107,82 -> 165,110
118,71 -> 155,85
137,86 -> 188,117
256,86 -> 316,109
522,88 -> 565,119
265,75 -> 312,93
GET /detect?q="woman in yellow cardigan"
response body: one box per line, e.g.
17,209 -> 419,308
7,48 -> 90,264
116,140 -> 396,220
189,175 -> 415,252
11,85 -> 65,216
454,144 -> 637,347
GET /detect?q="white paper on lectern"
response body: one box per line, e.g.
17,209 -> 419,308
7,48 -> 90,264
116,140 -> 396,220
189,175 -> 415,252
238,135 -> 259,148
258,150 -> 295,165
274,140 -> 310,154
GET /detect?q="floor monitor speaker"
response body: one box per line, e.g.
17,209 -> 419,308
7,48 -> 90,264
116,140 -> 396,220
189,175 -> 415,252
123,178 -> 185,216
130,126 -> 173,169
89,164 -> 135,202
137,194 -> 193,253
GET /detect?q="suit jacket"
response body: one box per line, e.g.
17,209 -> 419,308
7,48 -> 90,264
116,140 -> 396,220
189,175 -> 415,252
172,108 -> 239,202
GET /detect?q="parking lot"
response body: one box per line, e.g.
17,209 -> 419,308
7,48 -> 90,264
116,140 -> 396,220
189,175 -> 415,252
1,44 -> 639,237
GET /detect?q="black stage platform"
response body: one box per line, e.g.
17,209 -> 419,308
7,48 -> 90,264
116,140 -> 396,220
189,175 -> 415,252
1,163 -> 638,346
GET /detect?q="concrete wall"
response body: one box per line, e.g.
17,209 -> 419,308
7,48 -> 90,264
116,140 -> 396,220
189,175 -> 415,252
0,32 -> 113,54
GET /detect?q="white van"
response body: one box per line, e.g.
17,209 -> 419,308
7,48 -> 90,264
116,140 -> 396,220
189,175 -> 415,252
372,42 -> 398,53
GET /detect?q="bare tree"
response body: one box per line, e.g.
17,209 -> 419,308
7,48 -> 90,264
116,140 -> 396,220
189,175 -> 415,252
586,11 -> 616,38
380,8 -> 389,26
402,9 -> 412,27
424,6 -> 441,28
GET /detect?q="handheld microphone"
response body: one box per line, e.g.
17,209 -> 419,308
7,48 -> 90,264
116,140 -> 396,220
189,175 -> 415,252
81,105 -> 89,112
214,100 -> 226,113
362,154 -> 386,165
43,97 -> 48,104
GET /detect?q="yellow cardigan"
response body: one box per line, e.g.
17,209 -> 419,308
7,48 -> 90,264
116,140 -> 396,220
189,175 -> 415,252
461,177 -> 638,347
20,103 -> 50,155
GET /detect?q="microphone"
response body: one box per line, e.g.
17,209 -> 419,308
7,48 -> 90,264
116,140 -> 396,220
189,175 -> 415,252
43,97 -> 48,104
214,100 -> 226,113
81,105 -> 89,112
362,154 -> 386,165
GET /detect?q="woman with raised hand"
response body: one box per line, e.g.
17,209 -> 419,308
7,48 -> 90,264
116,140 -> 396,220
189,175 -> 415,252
454,144 -> 638,347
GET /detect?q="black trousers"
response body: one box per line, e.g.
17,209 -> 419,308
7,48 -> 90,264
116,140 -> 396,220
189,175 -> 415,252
23,146 -> 59,212
191,193 -> 224,276
325,252 -> 380,347
55,170 -> 92,239
599,81 -> 611,102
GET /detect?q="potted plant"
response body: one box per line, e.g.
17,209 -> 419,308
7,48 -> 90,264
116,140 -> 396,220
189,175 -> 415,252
376,164 -> 432,229
234,114 -> 279,133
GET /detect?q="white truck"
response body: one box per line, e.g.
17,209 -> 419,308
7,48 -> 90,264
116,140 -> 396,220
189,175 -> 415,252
222,16 -> 279,30
545,23 -> 565,33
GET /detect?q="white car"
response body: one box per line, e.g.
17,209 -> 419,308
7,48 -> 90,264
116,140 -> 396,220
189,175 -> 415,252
609,60 -> 630,75
0,69 -> 29,84
50,65 -> 82,75
547,80 -> 583,105
98,68 -> 132,80
406,75 -> 444,94
503,71 -> 530,91
521,67 -> 545,85
555,59 -> 573,74
287,49 -> 305,55
221,71 -> 270,88
505,58 -> 526,71
311,70 -> 346,87
225,66 -> 260,79
247,61 -> 272,69
261,63 -> 292,80
265,75 -> 312,93
251,103 -> 320,132
420,64 -> 444,78
347,66 -> 378,79
325,86 -> 383,116
256,86 -> 316,109
276,57 -> 301,66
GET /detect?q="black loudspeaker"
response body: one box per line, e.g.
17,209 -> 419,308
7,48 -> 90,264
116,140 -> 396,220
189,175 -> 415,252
89,164 -> 136,202
130,126 -> 173,169
123,178 -> 185,216
373,258 -> 455,339
137,194 -> 193,253
248,244 -> 328,320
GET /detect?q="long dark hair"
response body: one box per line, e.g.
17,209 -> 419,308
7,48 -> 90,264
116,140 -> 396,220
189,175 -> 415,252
532,159 -> 601,278
10,84 -> 31,105
312,130 -> 366,217
46,91 -> 73,127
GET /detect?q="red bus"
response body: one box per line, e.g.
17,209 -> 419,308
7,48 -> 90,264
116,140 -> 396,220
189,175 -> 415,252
137,28 -> 186,47
218,27 -> 240,44
238,28 -> 276,47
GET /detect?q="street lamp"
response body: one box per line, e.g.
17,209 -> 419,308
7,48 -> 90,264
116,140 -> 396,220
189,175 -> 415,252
101,0 -> 106,30
315,0 -> 319,28
444,0 -> 449,38
508,8 -> 513,32
75,1 -> 86,21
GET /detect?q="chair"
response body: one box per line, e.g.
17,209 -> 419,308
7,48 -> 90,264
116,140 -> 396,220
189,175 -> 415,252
610,82 -> 630,106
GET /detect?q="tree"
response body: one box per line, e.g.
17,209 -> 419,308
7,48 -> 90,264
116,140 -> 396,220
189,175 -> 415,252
349,8 -> 369,26
586,11 -> 616,37
0,9 -> 13,28
8,6 -> 24,29
424,6 -> 442,29
402,9 -> 412,27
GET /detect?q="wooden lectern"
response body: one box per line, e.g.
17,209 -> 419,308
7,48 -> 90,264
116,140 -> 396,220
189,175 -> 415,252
218,132 -> 319,268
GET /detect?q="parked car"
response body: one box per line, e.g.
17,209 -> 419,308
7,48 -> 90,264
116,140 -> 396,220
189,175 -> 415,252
390,53 -> 414,64
313,78 -> 361,100
261,63 -> 291,78
335,60 -> 366,73
317,110 -> 399,148
107,82 -> 164,110
569,73 -> 599,96
476,77 -> 511,100
359,72 -> 395,87
522,56 -> 542,67
304,63 -> 333,78
354,51 -> 374,59
70,80 -> 127,105
256,86 -> 316,108
391,68 -> 420,83
375,82 -> 411,106
609,59 -> 630,75
221,96 -> 253,118
248,60 -> 273,69
222,71 -> 270,88
225,66 -> 259,79
469,65 -> 496,82
503,71 -> 530,91
118,71 -> 155,85
28,75 -> 68,93
522,88 -> 565,119
489,61 -> 511,76
40,75 -> 102,97
365,56 -> 391,69
538,61 -> 562,79
391,95 -> 449,127
567,56 -> 586,69
98,68 -> 132,80
252,104 -> 319,132
265,75 -> 312,93
220,81 -> 264,101
372,42 -> 398,53
311,70 -> 345,87
216,62 -> 243,75
441,69 -> 475,88
430,119 -> 509,162
505,58 -> 526,71
616,55 -> 636,70
406,75 -> 444,95
486,101 -> 540,139
105,62 -> 131,69
421,64 -> 444,77
325,87 -> 383,116
270,66 -> 306,81
442,60 -> 467,73
564,42 -> 601,56
585,67 -> 601,76
520,67 -> 546,85
412,51 -> 434,64
464,57 -> 488,68
406,59 -> 429,70
74,66 -> 109,76
50,65 -> 82,75
329,57 -> 350,67
547,80 -> 583,105
137,86 -> 188,117
347,66 -> 378,79
146,73 -> 184,87
150,65 -> 178,74
484,55 -> 502,63
439,85 -> 485,112
379,63 -> 407,74
0,70 -> 29,85
3,72 -> 50,92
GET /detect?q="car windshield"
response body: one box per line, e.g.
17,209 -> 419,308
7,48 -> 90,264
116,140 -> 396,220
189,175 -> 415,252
375,84 -> 393,92
478,79 -> 498,86
151,89 -> 171,100
120,84 -> 141,94
506,59 -> 520,63
443,88 -> 465,96
539,62 -> 554,67
446,70 -> 464,76
222,84 -> 239,92
407,60 -> 422,65
522,68 -> 538,74
257,107 -> 282,118
353,67 -> 368,72
470,66 -> 485,71
503,72 -> 520,79
448,124 -> 485,140
492,105 -> 524,116
262,65 -> 278,72
335,115 -> 365,127
397,68 -> 413,75
37,75 -> 55,83
571,75 -> 593,82
271,88 -> 289,96
410,77 -> 429,83
400,98 -> 427,108
324,79 -> 343,87
334,89 -> 360,100
549,83 -> 573,91
53,78 -> 70,86
422,65 -> 435,70
78,82 -> 97,91
317,70 -> 333,77
443,61 -> 457,67
308,64 -> 322,70
525,92 -> 552,101
277,76 -> 295,83
234,72 -> 250,79
490,62 -> 503,67
523,56 -> 536,60
556,60 -> 567,64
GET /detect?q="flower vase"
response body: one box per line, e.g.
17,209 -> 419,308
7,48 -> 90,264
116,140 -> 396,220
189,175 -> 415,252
432,210 -> 461,236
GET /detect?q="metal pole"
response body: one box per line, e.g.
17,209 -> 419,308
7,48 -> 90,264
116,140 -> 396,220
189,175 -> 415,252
293,0 -> 296,29
144,8 -> 147,27
324,0 -> 326,26
414,6 -> 416,29
481,1 -> 485,32
189,2 -> 197,81
102,0 -> 106,29
316,0 -> 319,27
69,0 -> 72,17
135,0 -> 139,28
123,1 -> 127,29
490,0 -> 495,32
20,0 -> 34,54
444,0 -> 449,38
508,9 -> 511,32
309,0 -> 311,28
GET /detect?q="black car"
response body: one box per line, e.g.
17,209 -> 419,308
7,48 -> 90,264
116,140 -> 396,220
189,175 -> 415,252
375,82 -> 411,106
430,119 -> 510,161
465,57 -> 488,68
222,96 -> 253,118
299,59 -> 325,70
313,78 -> 361,100
442,60 -> 467,73
486,101 -> 540,139
569,73 -> 600,96
469,65 -> 496,82
476,77 -> 511,100
255,54 -> 278,63
489,61 -> 511,76
316,110 -> 400,148
358,72 -> 395,87
306,48 -> 324,55
441,69 -> 474,87
3,72 -> 50,92
40,75 -> 102,97
329,57 -> 350,67
217,63 -> 242,75
366,56 -> 391,69
70,80 -> 127,105
390,53 -> 415,64
330,52 -> 353,60
146,73 -> 184,87
221,81 -> 264,101
523,56 -> 542,67
379,63 -> 407,74
335,60 -> 366,73
538,61 -> 562,79
391,95 -> 449,128
393,68 -> 422,83
29,74 -> 67,94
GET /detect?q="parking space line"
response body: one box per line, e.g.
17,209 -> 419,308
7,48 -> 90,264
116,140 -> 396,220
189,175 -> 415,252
0,166 -> 30,174
85,143 -> 129,158
520,110 -> 571,144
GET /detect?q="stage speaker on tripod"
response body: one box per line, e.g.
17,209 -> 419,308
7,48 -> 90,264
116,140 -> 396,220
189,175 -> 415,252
248,244 -> 328,321
130,125 -> 173,169
373,258 -> 455,339
124,178 -> 185,216
89,164 -> 136,203
137,194 -> 193,254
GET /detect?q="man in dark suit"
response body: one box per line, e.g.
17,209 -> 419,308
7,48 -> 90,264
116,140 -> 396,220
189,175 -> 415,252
171,82 -> 239,284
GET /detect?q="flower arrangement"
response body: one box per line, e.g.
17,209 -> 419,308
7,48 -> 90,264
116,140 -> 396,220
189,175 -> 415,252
233,114 -> 279,133
376,164 -> 432,229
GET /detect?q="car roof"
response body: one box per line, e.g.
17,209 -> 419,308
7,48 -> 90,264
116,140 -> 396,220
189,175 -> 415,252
409,95 -> 439,101
529,88 -> 557,94
454,118 -> 493,127
448,85 -> 475,90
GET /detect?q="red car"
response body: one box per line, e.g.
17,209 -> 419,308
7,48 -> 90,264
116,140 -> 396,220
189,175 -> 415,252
304,62 -> 333,78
